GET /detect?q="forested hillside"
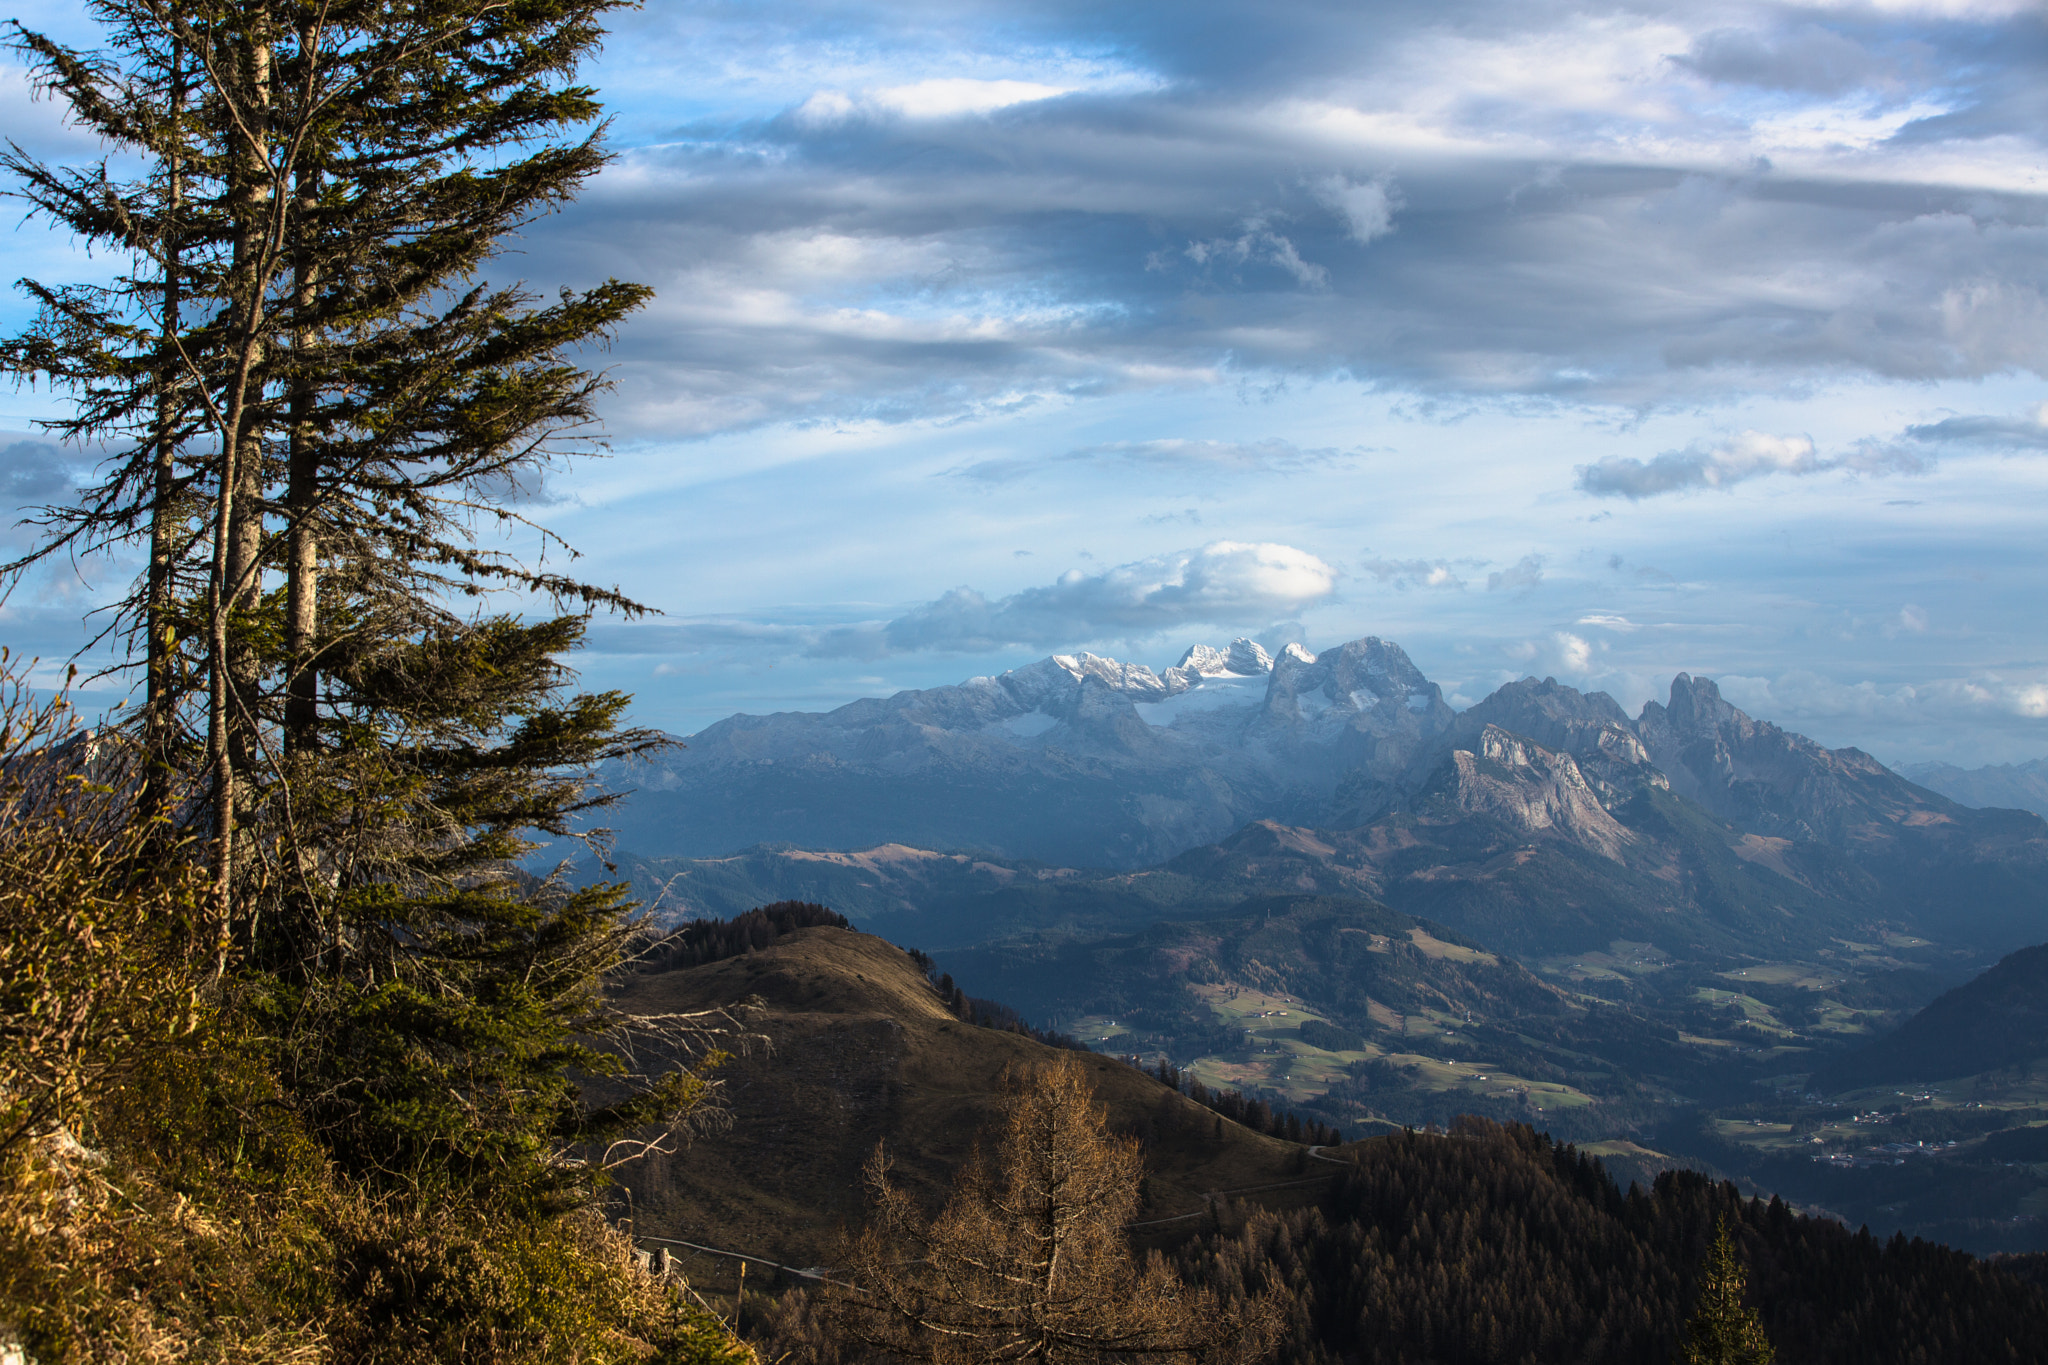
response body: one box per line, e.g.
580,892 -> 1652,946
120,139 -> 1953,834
1173,1119 -> 2048,1365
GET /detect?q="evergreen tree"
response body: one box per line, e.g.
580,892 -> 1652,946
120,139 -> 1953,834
2,0 -> 650,937
1681,1220 -> 1776,1365
2,0 -> 699,1213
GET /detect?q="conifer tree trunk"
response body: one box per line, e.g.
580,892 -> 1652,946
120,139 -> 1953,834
207,13 -> 277,936
142,37 -> 186,823
283,153 -> 320,762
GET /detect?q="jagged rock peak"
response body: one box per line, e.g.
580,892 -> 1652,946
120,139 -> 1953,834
1228,637 -> 1276,675
1048,652 -> 1171,701
1276,637 -> 1438,707
1482,676 -> 1633,727
1455,674 -> 1663,805
1425,724 -> 1633,860
1661,672 -> 1745,731
1175,638 -> 1275,678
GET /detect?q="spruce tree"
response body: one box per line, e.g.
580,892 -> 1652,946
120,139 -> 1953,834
3,0 -> 698,1209
3,0 -> 650,932
1680,1219 -> 1777,1365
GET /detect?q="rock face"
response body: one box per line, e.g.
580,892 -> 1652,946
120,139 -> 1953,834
1412,725 -> 1634,861
599,637 -> 2048,951
1637,673 -> 1961,845
592,657 -> 2048,960
1439,676 -> 1666,805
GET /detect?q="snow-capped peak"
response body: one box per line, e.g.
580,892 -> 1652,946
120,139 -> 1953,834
1050,652 -> 1172,701
1174,637 -> 1275,679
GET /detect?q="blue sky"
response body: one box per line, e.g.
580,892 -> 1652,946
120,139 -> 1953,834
3,0 -> 2046,767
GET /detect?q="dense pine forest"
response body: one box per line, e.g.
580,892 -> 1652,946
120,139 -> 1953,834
1171,1118 -> 2048,1365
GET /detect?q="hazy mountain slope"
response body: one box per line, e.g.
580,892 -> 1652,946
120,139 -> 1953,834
1170,747 -> 1866,959
1901,758 -> 2048,820
1815,941 -> 2048,1090
593,649 -> 2048,957
600,926 -> 1305,1273
592,845 -> 1247,949
599,637 -> 1453,868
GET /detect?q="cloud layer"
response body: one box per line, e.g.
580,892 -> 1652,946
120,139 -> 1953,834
1576,430 -> 1942,499
519,0 -> 2048,442
589,542 -> 1339,666
849,540 -> 1337,655
7,1 -> 2045,773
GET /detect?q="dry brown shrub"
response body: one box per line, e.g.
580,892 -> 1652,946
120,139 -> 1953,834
828,1055 -> 1281,1365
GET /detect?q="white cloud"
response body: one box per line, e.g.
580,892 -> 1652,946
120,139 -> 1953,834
1905,402 -> 2048,450
1575,430 -> 1917,499
1313,175 -> 1402,244
1180,217 -> 1329,289
833,541 -> 1339,656
1486,554 -> 1546,592
876,77 -> 1072,118
1501,630 -> 1598,679
795,77 -> 1075,126
1716,669 -> 2048,730
1361,556 -> 1465,590
1578,431 -> 1819,498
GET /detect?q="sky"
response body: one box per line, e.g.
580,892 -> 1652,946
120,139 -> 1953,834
2,0 -> 2046,768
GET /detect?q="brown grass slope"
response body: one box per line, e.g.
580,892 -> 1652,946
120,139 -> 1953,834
605,926 -> 1306,1275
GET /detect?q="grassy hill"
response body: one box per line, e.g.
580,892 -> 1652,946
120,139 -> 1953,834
602,925 -> 1311,1284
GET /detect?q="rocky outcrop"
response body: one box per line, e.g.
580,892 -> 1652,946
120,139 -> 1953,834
1168,637 -> 1274,684
1411,725 -> 1634,861
1636,673 -> 1956,844
1443,676 -> 1665,806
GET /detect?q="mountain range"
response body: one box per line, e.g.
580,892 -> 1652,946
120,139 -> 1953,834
591,635 -> 2048,1255
601,636 -> 1451,867
598,635 -> 2048,961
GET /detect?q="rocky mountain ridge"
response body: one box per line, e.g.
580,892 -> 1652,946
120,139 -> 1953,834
592,635 -> 2048,962
600,635 -> 1459,865
601,632 -> 2014,877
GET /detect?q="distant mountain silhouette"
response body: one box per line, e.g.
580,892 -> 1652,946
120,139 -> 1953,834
1815,941 -> 2048,1090
594,641 -> 2048,957
1903,758 -> 2048,821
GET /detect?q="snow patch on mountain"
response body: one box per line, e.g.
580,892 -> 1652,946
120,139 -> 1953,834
991,710 -> 1060,740
1134,675 -> 1266,727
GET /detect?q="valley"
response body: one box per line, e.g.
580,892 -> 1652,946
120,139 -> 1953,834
589,635 -> 2048,1254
